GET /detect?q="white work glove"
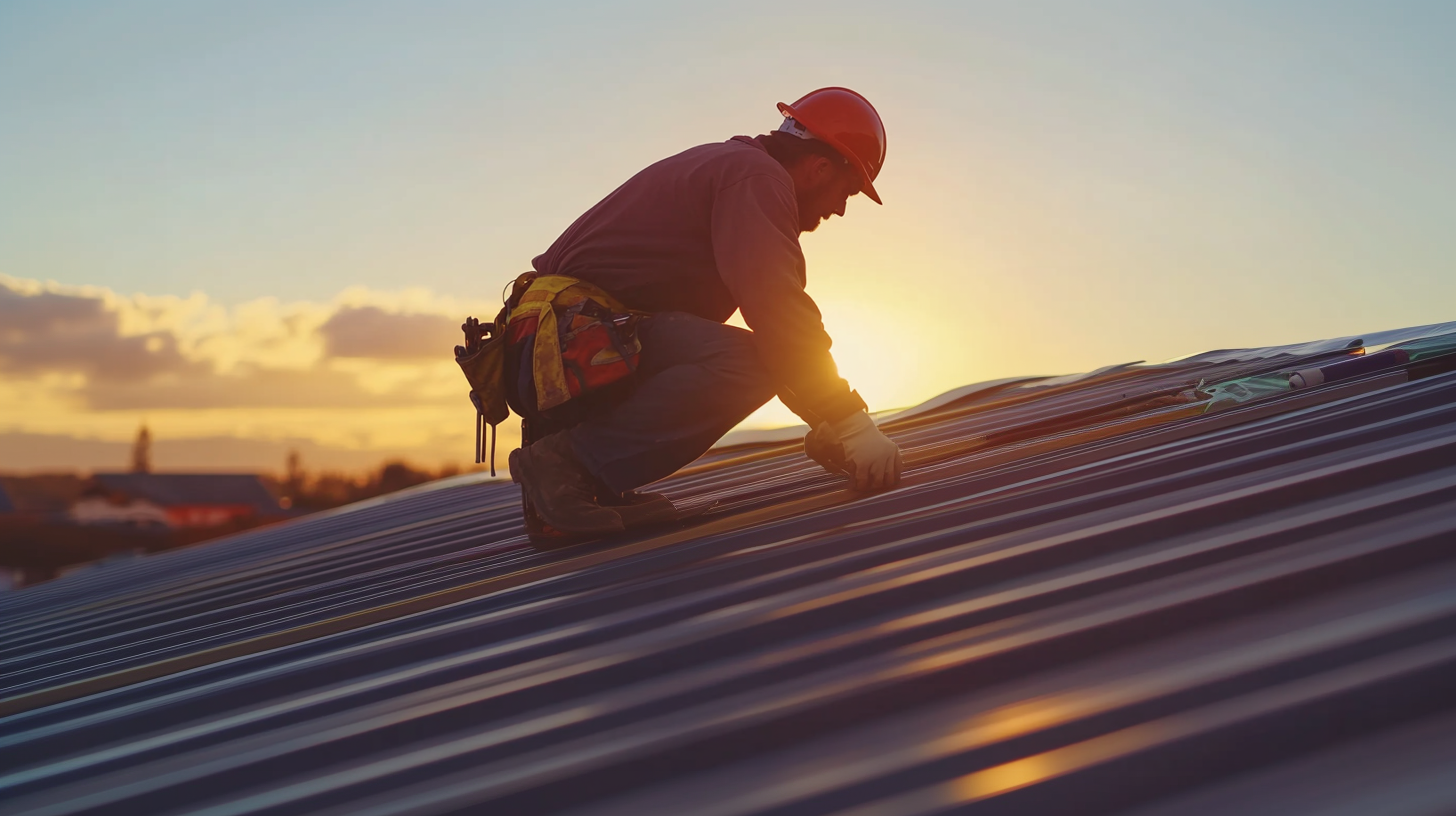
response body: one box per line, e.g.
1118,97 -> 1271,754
804,411 -> 902,491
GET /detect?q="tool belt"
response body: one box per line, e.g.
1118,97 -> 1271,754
455,273 -> 644,473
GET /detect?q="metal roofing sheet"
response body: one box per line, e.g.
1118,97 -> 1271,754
3,328 -> 1456,815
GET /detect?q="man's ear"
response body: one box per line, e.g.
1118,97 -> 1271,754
789,155 -> 835,190
806,155 -> 836,185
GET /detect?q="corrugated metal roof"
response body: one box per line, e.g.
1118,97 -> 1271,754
3,325 -> 1456,816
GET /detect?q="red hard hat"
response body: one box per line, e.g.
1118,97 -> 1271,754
777,87 -> 887,204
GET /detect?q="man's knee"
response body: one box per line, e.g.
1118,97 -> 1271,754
639,312 -> 775,409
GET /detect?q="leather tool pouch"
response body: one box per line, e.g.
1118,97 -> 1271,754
455,304 -> 511,474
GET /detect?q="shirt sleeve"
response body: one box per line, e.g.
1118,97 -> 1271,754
711,172 -> 864,425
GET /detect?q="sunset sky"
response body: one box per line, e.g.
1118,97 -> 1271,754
3,1 -> 1454,473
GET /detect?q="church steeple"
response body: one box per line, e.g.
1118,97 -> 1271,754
131,424 -> 152,473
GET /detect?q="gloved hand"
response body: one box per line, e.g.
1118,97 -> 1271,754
805,411 -> 902,491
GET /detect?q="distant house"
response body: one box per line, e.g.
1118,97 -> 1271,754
74,474 -> 283,529
69,490 -> 171,528
0,475 -> 86,522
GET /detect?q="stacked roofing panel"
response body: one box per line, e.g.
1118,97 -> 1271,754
2,323 -> 1455,815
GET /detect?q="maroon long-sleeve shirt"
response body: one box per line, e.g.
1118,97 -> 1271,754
531,135 -> 863,425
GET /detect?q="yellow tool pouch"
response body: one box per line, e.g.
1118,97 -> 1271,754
504,274 -> 642,413
456,272 -> 642,474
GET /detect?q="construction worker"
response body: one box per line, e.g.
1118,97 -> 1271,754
507,87 -> 902,541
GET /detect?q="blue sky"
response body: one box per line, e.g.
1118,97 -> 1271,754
5,1 -> 1452,302
2,1 -> 1454,470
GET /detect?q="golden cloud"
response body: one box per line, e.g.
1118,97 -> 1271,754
0,275 -> 499,471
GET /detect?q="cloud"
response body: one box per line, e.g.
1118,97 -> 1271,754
320,306 -> 461,359
0,280 -> 201,382
0,273 -> 495,463
0,275 -> 481,408
0,276 -> 495,471
81,366 -> 433,410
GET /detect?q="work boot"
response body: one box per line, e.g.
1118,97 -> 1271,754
510,432 -> 625,537
600,490 -> 679,530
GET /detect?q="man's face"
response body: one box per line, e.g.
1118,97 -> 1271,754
794,157 -> 862,233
